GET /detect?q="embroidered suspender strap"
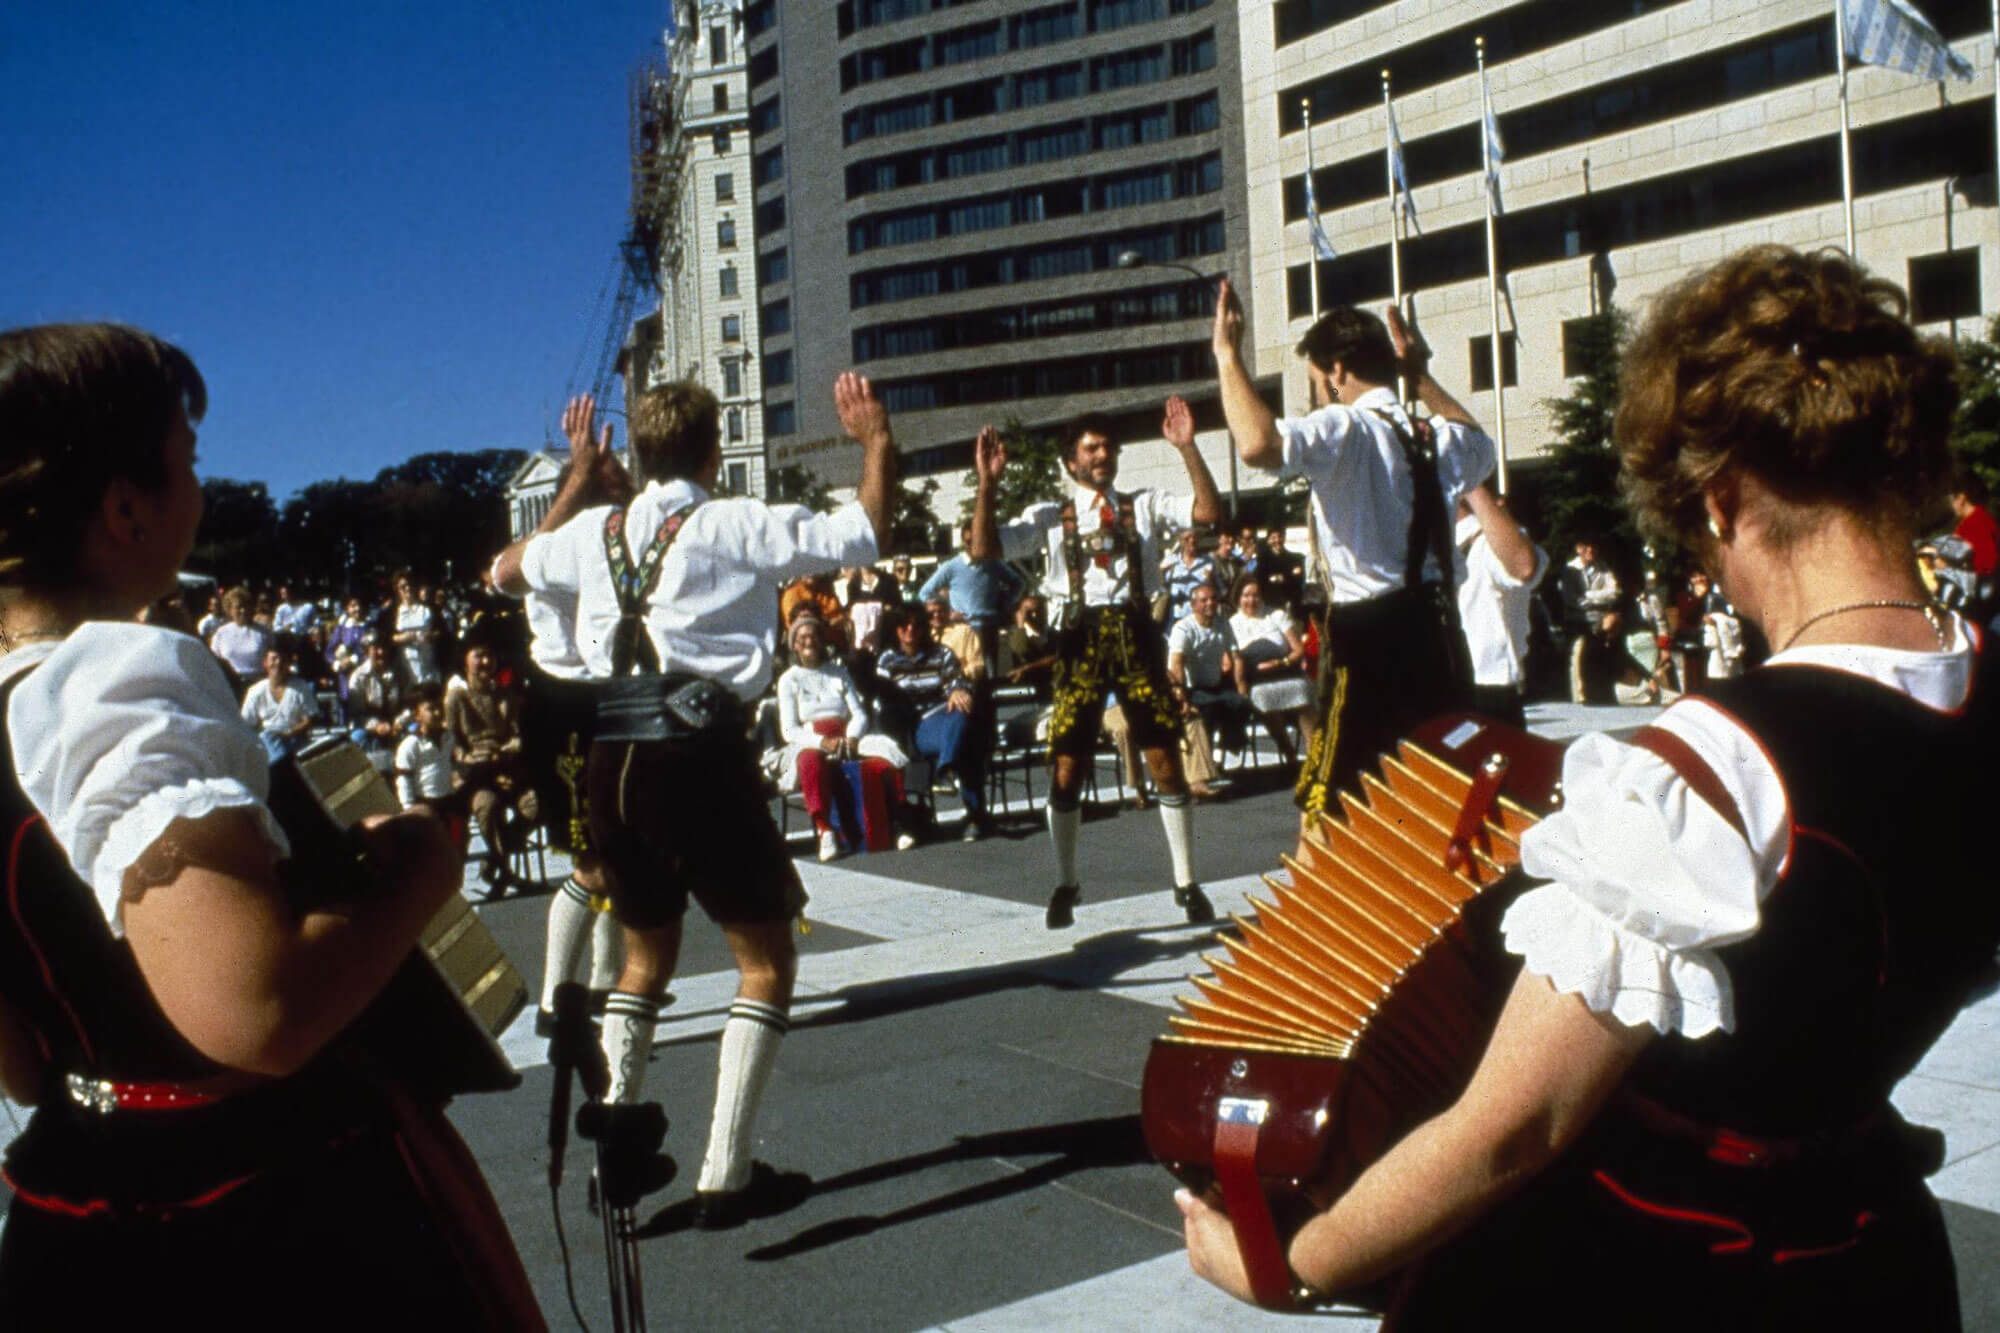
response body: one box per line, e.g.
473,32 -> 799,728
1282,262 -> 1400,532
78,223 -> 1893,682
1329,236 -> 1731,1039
1116,493 -> 1145,614
1626,725 -> 1748,841
602,502 -> 703,677
1058,494 -> 1147,618
1060,498 -> 1085,613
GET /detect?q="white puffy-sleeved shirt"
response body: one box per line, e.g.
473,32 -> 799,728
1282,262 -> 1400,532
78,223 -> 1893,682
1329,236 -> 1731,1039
1268,386 -> 1495,605
522,587 -> 587,681
1455,513 -> 1550,689
518,478 -> 879,700
1505,619 -> 1976,1039
3,623 -> 290,937
999,482 -> 1195,620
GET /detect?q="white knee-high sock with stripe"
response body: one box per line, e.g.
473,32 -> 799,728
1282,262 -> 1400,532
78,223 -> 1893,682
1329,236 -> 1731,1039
1047,796 -> 1081,887
600,991 -> 660,1104
586,900 -> 622,991
1157,791 -> 1195,886
539,877 -> 595,1013
697,998 -> 790,1193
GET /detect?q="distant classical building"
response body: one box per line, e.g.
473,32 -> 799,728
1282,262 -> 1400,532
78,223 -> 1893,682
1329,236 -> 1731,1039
635,0 -> 768,498
1237,0 -> 1997,474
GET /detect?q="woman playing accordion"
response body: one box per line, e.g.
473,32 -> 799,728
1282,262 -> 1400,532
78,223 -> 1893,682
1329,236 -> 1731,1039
1181,245 -> 1996,1329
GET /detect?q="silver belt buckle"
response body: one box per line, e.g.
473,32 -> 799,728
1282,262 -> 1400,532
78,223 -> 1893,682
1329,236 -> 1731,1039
66,1072 -> 118,1115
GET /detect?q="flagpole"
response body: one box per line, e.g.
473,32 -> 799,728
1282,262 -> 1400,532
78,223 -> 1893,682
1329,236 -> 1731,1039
1836,0 -> 1858,254
1383,69 -> 1411,403
1478,36 -> 1509,495
1304,97 -> 1323,321
1992,0 -> 1999,204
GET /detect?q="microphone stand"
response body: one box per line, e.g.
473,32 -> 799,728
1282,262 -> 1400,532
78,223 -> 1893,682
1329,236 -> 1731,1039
548,983 -> 671,1333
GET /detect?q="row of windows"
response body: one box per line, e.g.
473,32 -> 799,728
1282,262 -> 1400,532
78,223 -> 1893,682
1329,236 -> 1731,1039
1273,0 -> 1392,47
874,340 -> 1211,412
1282,101 -> 1994,318
1281,21 -> 1830,221
843,30 -> 1215,145
851,279 -> 1209,362
847,152 -> 1221,253
839,0 -> 1212,91
851,213 -> 1225,306
845,93 -> 1218,199
838,0 -> 986,36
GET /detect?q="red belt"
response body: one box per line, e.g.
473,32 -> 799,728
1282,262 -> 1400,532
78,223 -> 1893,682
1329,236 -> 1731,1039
65,1073 -> 230,1114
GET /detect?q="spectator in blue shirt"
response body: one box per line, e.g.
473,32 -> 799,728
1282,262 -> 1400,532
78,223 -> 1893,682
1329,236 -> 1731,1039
1161,528 -> 1215,626
919,523 -> 1024,664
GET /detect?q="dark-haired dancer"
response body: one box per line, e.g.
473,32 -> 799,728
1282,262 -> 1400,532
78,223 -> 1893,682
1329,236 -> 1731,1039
493,374 -> 893,1225
967,398 -> 1223,929
0,324 -> 539,1326
1211,284 -> 1494,817
1185,246 -> 1992,1329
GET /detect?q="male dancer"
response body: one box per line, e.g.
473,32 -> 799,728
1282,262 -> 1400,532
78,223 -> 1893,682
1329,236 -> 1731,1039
494,375 -> 893,1224
967,397 -> 1223,929
1210,281 -> 1494,814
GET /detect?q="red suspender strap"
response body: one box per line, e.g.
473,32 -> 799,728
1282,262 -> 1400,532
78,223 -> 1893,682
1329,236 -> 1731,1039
1210,1096 -> 1300,1309
1627,725 -> 1747,841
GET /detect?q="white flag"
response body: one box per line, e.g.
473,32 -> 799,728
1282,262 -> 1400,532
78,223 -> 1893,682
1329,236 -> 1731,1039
1387,102 -> 1420,233
1304,170 -> 1338,261
1841,0 -> 1973,81
1482,102 -> 1506,208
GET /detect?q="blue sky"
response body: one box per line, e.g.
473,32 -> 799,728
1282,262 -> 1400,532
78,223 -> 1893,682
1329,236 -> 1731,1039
3,0 -> 671,500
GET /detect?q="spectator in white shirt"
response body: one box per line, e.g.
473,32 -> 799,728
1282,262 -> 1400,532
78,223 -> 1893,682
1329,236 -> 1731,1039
1453,487 -> 1548,727
1168,583 -> 1255,757
394,687 -> 456,810
1228,576 -> 1318,760
391,571 -> 440,685
208,586 -> 272,689
240,647 -> 317,763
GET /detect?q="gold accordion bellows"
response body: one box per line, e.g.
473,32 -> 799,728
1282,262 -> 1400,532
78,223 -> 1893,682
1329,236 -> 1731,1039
1139,714 -> 1564,1307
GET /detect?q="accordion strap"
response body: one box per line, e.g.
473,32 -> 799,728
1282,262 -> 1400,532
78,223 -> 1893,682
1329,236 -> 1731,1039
1211,1097 -> 1301,1309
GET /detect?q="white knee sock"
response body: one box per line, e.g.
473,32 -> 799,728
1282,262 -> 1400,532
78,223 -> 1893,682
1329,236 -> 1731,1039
600,991 -> 660,1104
539,877 -> 594,1013
698,998 -> 790,1193
586,900 -> 622,991
1048,798 -> 1081,887
1157,792 -> 1195,887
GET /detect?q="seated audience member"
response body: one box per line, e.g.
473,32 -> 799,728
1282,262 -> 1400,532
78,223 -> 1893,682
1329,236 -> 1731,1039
775,615 -> 912,860
394,685 -> 457,817
1162,528 -> 1215,626
272,582 -> 318,637
1256,527 -> 1307,614
208,586 -> 271,687
195,588 -> 225,640
890,553 -> 918,601
781,572 -> 848,650
240,646 -> 317,763
326,595 -> 371,702
1228,577 -> 1319,759
1168,583 -> 1256,756
446,643 -> 539,897
845,561 -> 902,609
347,633 -> 413,772
876,606 -> 994,841
928,596 -> 986,680
997,593 -> 1056,694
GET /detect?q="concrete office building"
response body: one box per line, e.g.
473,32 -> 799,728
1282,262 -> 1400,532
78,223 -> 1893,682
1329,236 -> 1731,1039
1238,0 -> 1998,474
640,0 -> 769,497
742,0 -> 1261,511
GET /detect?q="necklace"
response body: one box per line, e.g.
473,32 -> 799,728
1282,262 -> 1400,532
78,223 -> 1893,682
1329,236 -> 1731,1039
1778,598 -> 1946,653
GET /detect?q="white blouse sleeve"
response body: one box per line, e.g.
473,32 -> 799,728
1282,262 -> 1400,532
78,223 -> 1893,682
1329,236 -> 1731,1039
1503,699 -> 1791,1038
775,668 -> 808,745
8,623 -> 291,937
839,668 -> 870,738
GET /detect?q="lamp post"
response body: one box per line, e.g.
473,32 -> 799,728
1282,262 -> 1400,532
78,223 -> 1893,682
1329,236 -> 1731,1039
1112,252 -> 1237,518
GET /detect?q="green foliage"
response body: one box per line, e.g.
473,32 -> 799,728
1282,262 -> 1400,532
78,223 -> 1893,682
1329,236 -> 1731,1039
768,463 -> 837,512
1951,314 -> 2000,496
189,479 -> 279,584
958,417 -> 1065,524
894,475 -> 942,554
1536,310 -> 1642,565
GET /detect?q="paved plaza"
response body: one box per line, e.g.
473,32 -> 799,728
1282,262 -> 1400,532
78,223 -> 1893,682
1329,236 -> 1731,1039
4,702 -> 1996,1328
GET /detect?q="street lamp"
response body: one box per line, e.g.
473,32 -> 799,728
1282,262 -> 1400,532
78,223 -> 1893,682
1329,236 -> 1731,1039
1111,252 -> 1237,518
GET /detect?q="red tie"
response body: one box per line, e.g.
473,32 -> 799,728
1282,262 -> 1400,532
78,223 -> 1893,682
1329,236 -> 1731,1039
1095,498 -> 1116,569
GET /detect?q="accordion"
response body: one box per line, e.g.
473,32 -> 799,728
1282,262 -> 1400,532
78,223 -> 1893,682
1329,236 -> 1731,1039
267,737 -> 528,1100
1140,714 -> 1565,1307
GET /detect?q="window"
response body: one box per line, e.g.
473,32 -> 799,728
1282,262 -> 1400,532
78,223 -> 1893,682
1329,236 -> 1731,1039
756,197 -> 786,234
749,47 -> 779,88
726,407 -> 745,442
712,129 -> 732,154
712,84 -> 730,113
722,314 -> 743,341
750,98 -> 781,136
766,401 -> 796,436
1013,4 -> 1081,48
710,24 -> 728,64
763,300 -> 791,334
1909,249 -> 1981,325
718,217 -> 737,248
715,172 -> 735,202
726,461 -> 748,494
719,265 -> 739,298
759,248 -> 789,285
755,146 -> 784,184
764,349 -> 794,386
723,359 -> 743,396
1467,333 -> 1519,391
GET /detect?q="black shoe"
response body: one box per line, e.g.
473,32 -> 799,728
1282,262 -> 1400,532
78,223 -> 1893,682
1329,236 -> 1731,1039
1046,884 -> 1081,929
534,1008 -> 558,1038
693,1162 -> 813,1231
1175,883 -> 1215,925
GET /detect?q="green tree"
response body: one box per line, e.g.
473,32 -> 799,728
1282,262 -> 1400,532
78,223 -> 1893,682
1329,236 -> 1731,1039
894,475 -> 942,554
1537,310 -> 1640,565
1951,314 -> 2000,495
188,478 -> 280,584
768,463 -> 837,512
957,417 -> 1064,524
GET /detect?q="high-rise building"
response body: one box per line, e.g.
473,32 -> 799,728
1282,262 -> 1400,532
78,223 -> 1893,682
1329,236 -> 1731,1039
639,1 -> 768,497
743,0 -> 1258,505
1239,0 -> 1997,473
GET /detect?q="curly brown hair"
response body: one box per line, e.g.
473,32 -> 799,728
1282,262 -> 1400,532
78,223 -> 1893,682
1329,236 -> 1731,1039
1615,245 -> 1958,551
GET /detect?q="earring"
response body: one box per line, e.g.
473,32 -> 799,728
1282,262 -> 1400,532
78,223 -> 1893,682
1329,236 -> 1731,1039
1706,515 -> 1724,541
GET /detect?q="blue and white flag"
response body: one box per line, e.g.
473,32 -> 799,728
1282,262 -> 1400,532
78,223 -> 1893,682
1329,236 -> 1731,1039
1387,102 -> 1420,233
1481,100 -> 1506,209
1304,170 -> 1338,261
1841,0 -> 1974,82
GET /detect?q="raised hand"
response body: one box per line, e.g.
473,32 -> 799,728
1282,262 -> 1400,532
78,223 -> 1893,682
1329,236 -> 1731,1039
1211,278 -> 1245,361
1384,304 -> 1432,379
561,395 -> 613,488
1163,396 -> 1196,451
834,372 -> 891,447
974,424 -> 1007,486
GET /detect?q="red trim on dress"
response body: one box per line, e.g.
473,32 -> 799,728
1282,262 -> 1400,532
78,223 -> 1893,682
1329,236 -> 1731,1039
7,815 -> 90,1064
1590,1169 -> 1756,1254
1772,1211 -> 1876,1264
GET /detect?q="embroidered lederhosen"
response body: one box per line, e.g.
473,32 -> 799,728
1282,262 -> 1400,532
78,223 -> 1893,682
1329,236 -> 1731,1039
1046,493 -> 1180,755
1293,406 -> 1474,816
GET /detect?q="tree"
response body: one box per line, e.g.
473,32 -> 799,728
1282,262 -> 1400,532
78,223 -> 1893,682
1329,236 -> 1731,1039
768,463 -> 837,512
188,478 -> 279,584
1537,310 -> 1641,568
893,475 -> 942,554
1951,314 -> 2000,495
280,479 -> 385,594
368,448 -> 525,583
957,417 -> 1065,524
